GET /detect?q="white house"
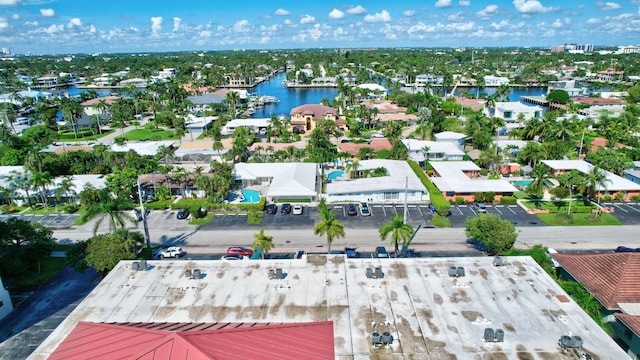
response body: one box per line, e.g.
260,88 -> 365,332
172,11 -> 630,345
325,160 -> 428,203
415,74 -> 443,86
402,139 -> 465,165
434,131 -> 466,151
0,276 -> 12,321
430,161 -> 519,201
483,75 -> 509,86
356,83 -> 388,98
184,114 -> 216,132
222,118 -> 270,135
485,102 -> 543,124
234,162 -> 320,202
158,68 -> 177,79
110,140 -> 176,156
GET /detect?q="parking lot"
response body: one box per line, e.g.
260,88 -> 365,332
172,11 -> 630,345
601,202 -> 640,225
446,204 -> 542,227
0,213 -> 80,228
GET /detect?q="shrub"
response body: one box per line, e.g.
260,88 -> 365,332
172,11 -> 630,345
64,204 -> 79,213
407,160 -> 450,215
435,204 -> 451,217
615,192 -> 625,201
555,213 -> 573,224
500,196 -> 517,205
479,169 -> 488,176
602,195 -> 613,201
549,186 -> 569,199
455,197 -> 465,205
247,211 -> 263,225
633,195 -> 640,201
191,205 -> 206,219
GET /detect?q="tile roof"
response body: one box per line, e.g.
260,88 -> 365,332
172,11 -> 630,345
551,252 -> 640,309
615,313 -> 640,337
290,104 -> 337,118
49,321 -> 334,360
337,138 -> 393,155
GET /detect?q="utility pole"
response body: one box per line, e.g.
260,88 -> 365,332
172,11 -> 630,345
403,176 -> 408,224
137,178 -> 151,249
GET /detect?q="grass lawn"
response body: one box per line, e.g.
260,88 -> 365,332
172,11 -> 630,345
5,257 -> 68,288
59,130 -> 115,142
124,128 -> 178,141
189,212 -> 214,225
537,213 -> 621,226
430,214 -> 452,227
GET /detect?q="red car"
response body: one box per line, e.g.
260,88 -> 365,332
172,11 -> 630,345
226,246 -> 253,257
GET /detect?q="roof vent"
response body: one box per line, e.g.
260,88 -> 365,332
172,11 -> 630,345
484,328 -> 504,342
493,256 -> 504,266
366,266 -> 384,279
558,335 -> 583,350
132,262 -> 140,271
192,269 -> 201,279
372,331 -> 393,346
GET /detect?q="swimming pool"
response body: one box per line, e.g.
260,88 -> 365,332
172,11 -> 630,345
327,171 -> 345,181
240,189 -> 261,203
512,180 -> 532,187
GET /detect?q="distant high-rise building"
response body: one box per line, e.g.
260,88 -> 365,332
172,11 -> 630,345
1,48 -> 10,55
550,44 -> 593,53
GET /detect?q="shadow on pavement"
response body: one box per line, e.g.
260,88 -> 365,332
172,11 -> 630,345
0,265 -> 99,360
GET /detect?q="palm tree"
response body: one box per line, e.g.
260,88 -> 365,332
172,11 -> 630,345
484,95 -> 497,118
379,214 -> 414,255
345,160 -> 361,179
31,171 -> 53,210
528,164 -> 554,206
314,205 -> 345,254
113,228 -> 145,254
80,195 -> 137,234
156,145 -> 175,166
252,227 -> 275,259
7,170 -> 33,208
586,166 -> 611,216
225,91 -> 240,118
55,176 -> 75,207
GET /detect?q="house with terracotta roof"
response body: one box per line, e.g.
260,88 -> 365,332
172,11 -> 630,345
289,104 -> 344,133
337,138 -> 393,157
80,95 -> 121,117
551,252 -> 640,358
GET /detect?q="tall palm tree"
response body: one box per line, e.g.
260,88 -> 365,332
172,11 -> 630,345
80,195 -> 137,234
586,166 -> 611,216
379,214 -> 414,255
225,91 -> 240,118
314,205 -> 345,254
55,176 -> 75,206
528,164 -> 554,206
252,227 -> 275,259
31,171 -> 53,210
345,160 -> 361,179
8,170 -> 33,208
156,145 -> 175,166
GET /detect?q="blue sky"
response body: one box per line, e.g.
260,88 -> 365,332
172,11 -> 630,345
1,0 -> 639,54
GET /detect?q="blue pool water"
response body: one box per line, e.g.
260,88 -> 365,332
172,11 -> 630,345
327,171 -> 345,181
240,189 -> 261,203
513,180 -> 532,187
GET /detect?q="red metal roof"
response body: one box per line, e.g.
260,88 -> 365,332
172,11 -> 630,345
50,321 -> 335,360
552,252 -> 640,309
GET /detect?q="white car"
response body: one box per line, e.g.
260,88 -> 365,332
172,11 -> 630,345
292,204 -> 303,215
158,246 -> 185,259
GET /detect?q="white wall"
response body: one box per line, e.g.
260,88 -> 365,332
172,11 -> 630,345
326,191 -> 428,203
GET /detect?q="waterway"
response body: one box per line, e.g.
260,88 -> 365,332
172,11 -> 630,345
250,72 -> 337,118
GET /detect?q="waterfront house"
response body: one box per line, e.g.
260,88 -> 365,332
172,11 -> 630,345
434,131 -> 466,151
483,75 -> 509,86
158,68 -> 178,79
290,104 -> 344,133
80,95 -> 121,116
402,139 -> 465,166
485,102 -> 542,125
222,118 -> 270,136
415,73 -> 443,86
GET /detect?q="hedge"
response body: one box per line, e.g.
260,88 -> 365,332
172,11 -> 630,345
500,196 -> 517,205
408,160 -> 450,216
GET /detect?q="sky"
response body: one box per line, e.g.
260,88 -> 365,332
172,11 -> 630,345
0,0 -> 639,54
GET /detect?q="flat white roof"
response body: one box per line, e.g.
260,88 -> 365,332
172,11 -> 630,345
235,162 -> 318,198
495,102 -> 543,112
430,161 -> 519,193
325,160 -> 426,195
224,118 -> 270,129
402,139 -> 465,155
30,256 -> 627,359
542,160 -> 640,192
434,131 -> 466,140
110,140 -> 176,156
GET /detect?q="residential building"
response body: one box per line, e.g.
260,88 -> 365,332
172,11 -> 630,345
624,163 -> 640,185
158,68 -> 178,79
234,162 -> 319,202
118,78 -> 148,87
187,93 -> 225,113
356,83 -> 388,98
617,46 -> 640,54
0,276 -> 12,322
485,102 -> 543,125
325,159 -> 428,203
483,75 -> 509,86
434,131 -> 466,151
402,139 -> 465,166
542,160 -> 640,200
289,104 -> 343,133
30,256 -> 628,359
597,69 -> 625,82
362,99 -> 417,125
551,252 -> 640,359
35,74 -> 58,87
222,118 -> 270,135
0,90 -> 53,106
430,161 -> 518,201
111,140 -> 176,156
415,73 -> 443,86
338,138 -> 393,157
80,95 -> 121,116
548,80 -> 586,97
138,173 -> 211,199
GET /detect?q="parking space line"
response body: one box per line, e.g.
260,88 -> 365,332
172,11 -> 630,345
626,205 -> 640,213
493,207 -> 503,215
613,204 -> 628,213
507,207 -> 516,214
417,206 -> 423,217
456,206 -> 463,215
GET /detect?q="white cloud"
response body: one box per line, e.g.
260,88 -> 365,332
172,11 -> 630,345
490,19 -> 510,29
0,18 -> 8,31
11,13 -> 19,20
448,12 -> 464,21
459,0 -> 471,6
329,9 -> 345,19
23,20 -> 37,26
300,14 -> 315,24
346,5 -> 367,15
586,18 -> 601,24
199,30 -> 212,38
0,0 -> 21,5
233,19 -> 250,32
68,18 -> 82,27
150,16 -> 162,35
283,19 -> 296,26
40,8 -> 55,17
364,10 -> 391,23
275,8 -> 290,16
435,0 -> 452,8
512,0 -> 555,14
45,24 -> 63,33
172,17 -> 182,32
403,9 -> 415,17
595,2 -> 622,10
477,4 -> 498,19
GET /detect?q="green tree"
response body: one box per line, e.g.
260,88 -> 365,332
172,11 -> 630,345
314,203 -> 345,254
379,214 -> 414,255
84,230 -> 143,275
465,214 -> 516,255
546,89 -> 570,104
0,218 -> 54,276
527,164 -> 554,203
252,227 -> 275,259
80,190 -> 136,234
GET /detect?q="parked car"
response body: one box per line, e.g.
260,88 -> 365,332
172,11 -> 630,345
227,246 -> 254,257
347,203 -> 358,216
360,202 -> 371,216
375,246 -> 389,258
615,246 -> 640,253
474,202 -> 487,213
158,246 -> 185,259
265,204 -> 277,214
292,204 -> 304,215
281,203 -> 292,214
345,247 -> 359,258
221,254 -> 244,260
176,208 -> 190,219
